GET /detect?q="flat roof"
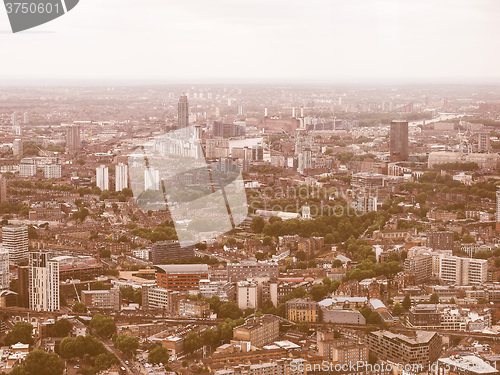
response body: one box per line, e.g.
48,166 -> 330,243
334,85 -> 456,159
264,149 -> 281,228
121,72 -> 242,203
154,264 -> 209,274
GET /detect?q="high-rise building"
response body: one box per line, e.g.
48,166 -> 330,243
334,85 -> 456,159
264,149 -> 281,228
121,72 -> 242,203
404,254 -> 433,284
496,189 -> 500,231
12,139 -> 23,157
29,252 -> 59,312
233,315 -> 280,348
66,124 -> 81,151
236,281 -> 258,310
44,164 -> 62,179
115,163 -> 128,192
0,246 -> 9,289
19,161 -> 36,177
0,176 -> 7,204
438,255 -> 487,286
389,120 -> 409,162
178,94 -> 189,129
23,112 -> 29,125
144,168 -> 160,191
251,145 -> 264,161
2,225 -> 28,265
427,231 -> 455,251
96,165 -> 109,191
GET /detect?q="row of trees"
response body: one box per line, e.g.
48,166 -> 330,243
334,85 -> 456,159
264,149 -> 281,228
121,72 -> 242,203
60,335 -> 119,374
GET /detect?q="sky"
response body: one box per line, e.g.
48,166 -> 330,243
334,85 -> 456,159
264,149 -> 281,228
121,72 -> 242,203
0,0 -> 499,84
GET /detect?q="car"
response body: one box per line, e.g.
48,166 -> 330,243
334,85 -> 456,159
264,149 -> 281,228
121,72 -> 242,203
74,365 -> 80,369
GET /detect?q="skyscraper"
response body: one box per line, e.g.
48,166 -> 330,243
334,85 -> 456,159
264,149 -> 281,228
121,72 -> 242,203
66,124 -> 81,151
2,225 -> 28,265
0,175 -> 7,204
178,94 -> 189,129
0,246 -> 9,289
12,139 -> 23,157
144,168 -> 160,191
496,189 -> 500,231
29,252 -> 59,312
96,165 -> 109,191
115,163 -> 129,192
389,120 -> 409,162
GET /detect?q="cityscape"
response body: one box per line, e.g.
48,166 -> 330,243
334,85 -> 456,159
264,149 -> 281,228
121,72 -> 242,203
1,1 -> 500,375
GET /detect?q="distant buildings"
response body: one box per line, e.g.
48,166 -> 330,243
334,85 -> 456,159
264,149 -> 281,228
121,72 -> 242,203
43,164 -> 62,179
81,288 -> 120,311
96,165 -> 109,191
144,168 -> 160,191
29,252 -> 59,312
12,139 -> 22,157
227,262 -> 279,282
428,152 -> 500,170
115,162 -> 128,191
151,241 -> 194,264
366,330 -> 441,366
0,176 -> 7,203
178,94 -> 189,129
2,225 -> 28,265
437,355 -> 499,375
0,246 -> 9,289
389,120 -> 408,162
66,124 -> 81,151
496,189 -> 500,231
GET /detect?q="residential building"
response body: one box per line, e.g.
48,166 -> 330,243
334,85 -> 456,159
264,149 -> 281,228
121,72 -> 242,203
0,246 -> 9,289
29,252 -> 59,312
317,332 -> 368,364
233,315 -> 280,348
151,240 -> 194,264
2,225 -> 28,265
286,298 -> 318,323
427,231 -> 455,251
236,281 -> 258,310
404,254 -> 433,284
81,288 -> 120,311
142,284 -> 179,312
227,262 -> 279,282
96,165 -> 109,191
0,175 -> 7,203
66,124 -> 81,151
438,256 -> 488,285
178,94 -> 189,129
43,164 -> 62,179
390,120 -> 408,162
115,162 -> 128,191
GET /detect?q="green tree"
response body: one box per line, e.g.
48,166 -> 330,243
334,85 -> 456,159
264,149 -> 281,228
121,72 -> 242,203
5,322 -> 33,346
72,302 -> 87,313
10,349 -> 64,375
52,319 -> 72,337
250,216 -> 265,233
90,314 -> 116,338
112,334 -> 139,357
392,302 -> 403,316
147,345 -> 169,366
402,295 -> 411,310
429,293 -> 439,304
298,321 -> 310,333
94,352 -> 119,372
184,332 -> 202,354
218,301 -> 243,320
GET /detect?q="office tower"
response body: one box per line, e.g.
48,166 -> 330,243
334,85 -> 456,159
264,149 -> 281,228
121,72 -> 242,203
2,225 -> 28,265
178,94 -> 189,129
144,168 -> 160,191
389,120 -> 408,162
29,252 -> 59,312
66,124 -> 81,151
0,176 -> 7,204
476,132 -> 490,153
115,163 -> 129,191
251,145 -> 264,161
0,246 -> 9,289
497,189 -> 500,231
12,139 -> 22,157
43,164 -> 62,179
96,165 -> 109,191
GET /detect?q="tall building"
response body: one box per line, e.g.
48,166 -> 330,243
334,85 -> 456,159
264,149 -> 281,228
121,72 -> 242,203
236,281 -> 258,310
115,163 -> 128,191
404,254 -> 433,284
286,298 -> 318,322
144,168 -> 160,191
427,231 -> 455,251
96,165 -> 109,191
496,189 -> 500,231
0,176 -> 7,204
438,255 -> 487,286
19,161 -> 36,177
251,145 -> 264,161
178,94 -> 189,129
66,124 -> 81,151
29,252 -> 59,312
389,120 -> 408,162
12,139 -> 22,157
233,315 -> 280,348
151,240 -> 194,264
44,164 -> 62,179
2,225 -> 28,265
0,246 -> 9,289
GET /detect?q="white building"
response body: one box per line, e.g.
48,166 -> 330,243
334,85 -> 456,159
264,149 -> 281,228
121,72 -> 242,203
115,163 -> 129,192
0,246 -> 9,289
96,165 -> 109,191
44,164 -> 62,179
29,252 -> 59,312
2,225 -> 28,265
19,163 -> 36,177
236,281 -> 258,310
438,255 -> 488,286
144,168 -> 160,191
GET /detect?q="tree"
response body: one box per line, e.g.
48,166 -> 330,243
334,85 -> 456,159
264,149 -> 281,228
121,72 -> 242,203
148,345 -> 169,366
402,294 -> 411,310
11,349 -> 64,375
113,334 -> 139,357
250,216 -> 265,233
5,322 -> 33,346
184,332 -> 202,354
94,352 -> 119,372
429,293 -> 439,304
90,314 -> 116,338
203,328 -> 220,348
392,302 -> 403,316
100,249 -> 111,258
72,302 -> 87,313
218,301 -> 243,320
52,319 -> 72,337
295,250 -> 307,261
298,321 -> 310,334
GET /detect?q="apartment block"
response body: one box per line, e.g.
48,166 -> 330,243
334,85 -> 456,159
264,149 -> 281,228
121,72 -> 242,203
233,315 -> 280,348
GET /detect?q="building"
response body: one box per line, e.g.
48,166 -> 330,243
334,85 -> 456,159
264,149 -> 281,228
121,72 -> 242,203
407,305 -> 441,327
144,168 -> 160,191
19,161 -> 36,177
404,254 -> 433,284
496,189 -> 500,231
17,266 -> 29,308
43,164 -> 62,179
12,139 -> 22,157
236,281 -> 258,310
178,94 -> 189,129
389,120 -> 408,162
54,255 -> 103,281
2,225 -> 28,265
436,356 -> 498,375
154,264 -> 209,292
142,285 -> 179,313
227,262 -> 279,282
317,332 -> 368,364
366,330 -> 441,366
233,315 -> 280,348
321,308 -> 366,324
178,298 -> 210,318
81,288 -> 120,311
251,145 -> 264,161
96,165 -> 109,191
115,163 -> 128,191
66,124 -> 81,151
438,256 -> 487,286
0,175 -> 7,203
427,231 -> 455,251
151,241 -> 194,264
286,298 -> 318,323
213,358 -> 305,375
29,252 -> 59,312
0,246 -> 9,289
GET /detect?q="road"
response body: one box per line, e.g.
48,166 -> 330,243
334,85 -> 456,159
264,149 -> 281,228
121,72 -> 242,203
91,330 -> 140,375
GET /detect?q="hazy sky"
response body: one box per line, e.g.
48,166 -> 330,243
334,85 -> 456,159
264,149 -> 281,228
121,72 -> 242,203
0,0 -> 499,83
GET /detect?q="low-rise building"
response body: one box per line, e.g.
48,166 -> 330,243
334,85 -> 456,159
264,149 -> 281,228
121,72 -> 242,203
233,315 -> 280,348
81,288 -> 120,311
